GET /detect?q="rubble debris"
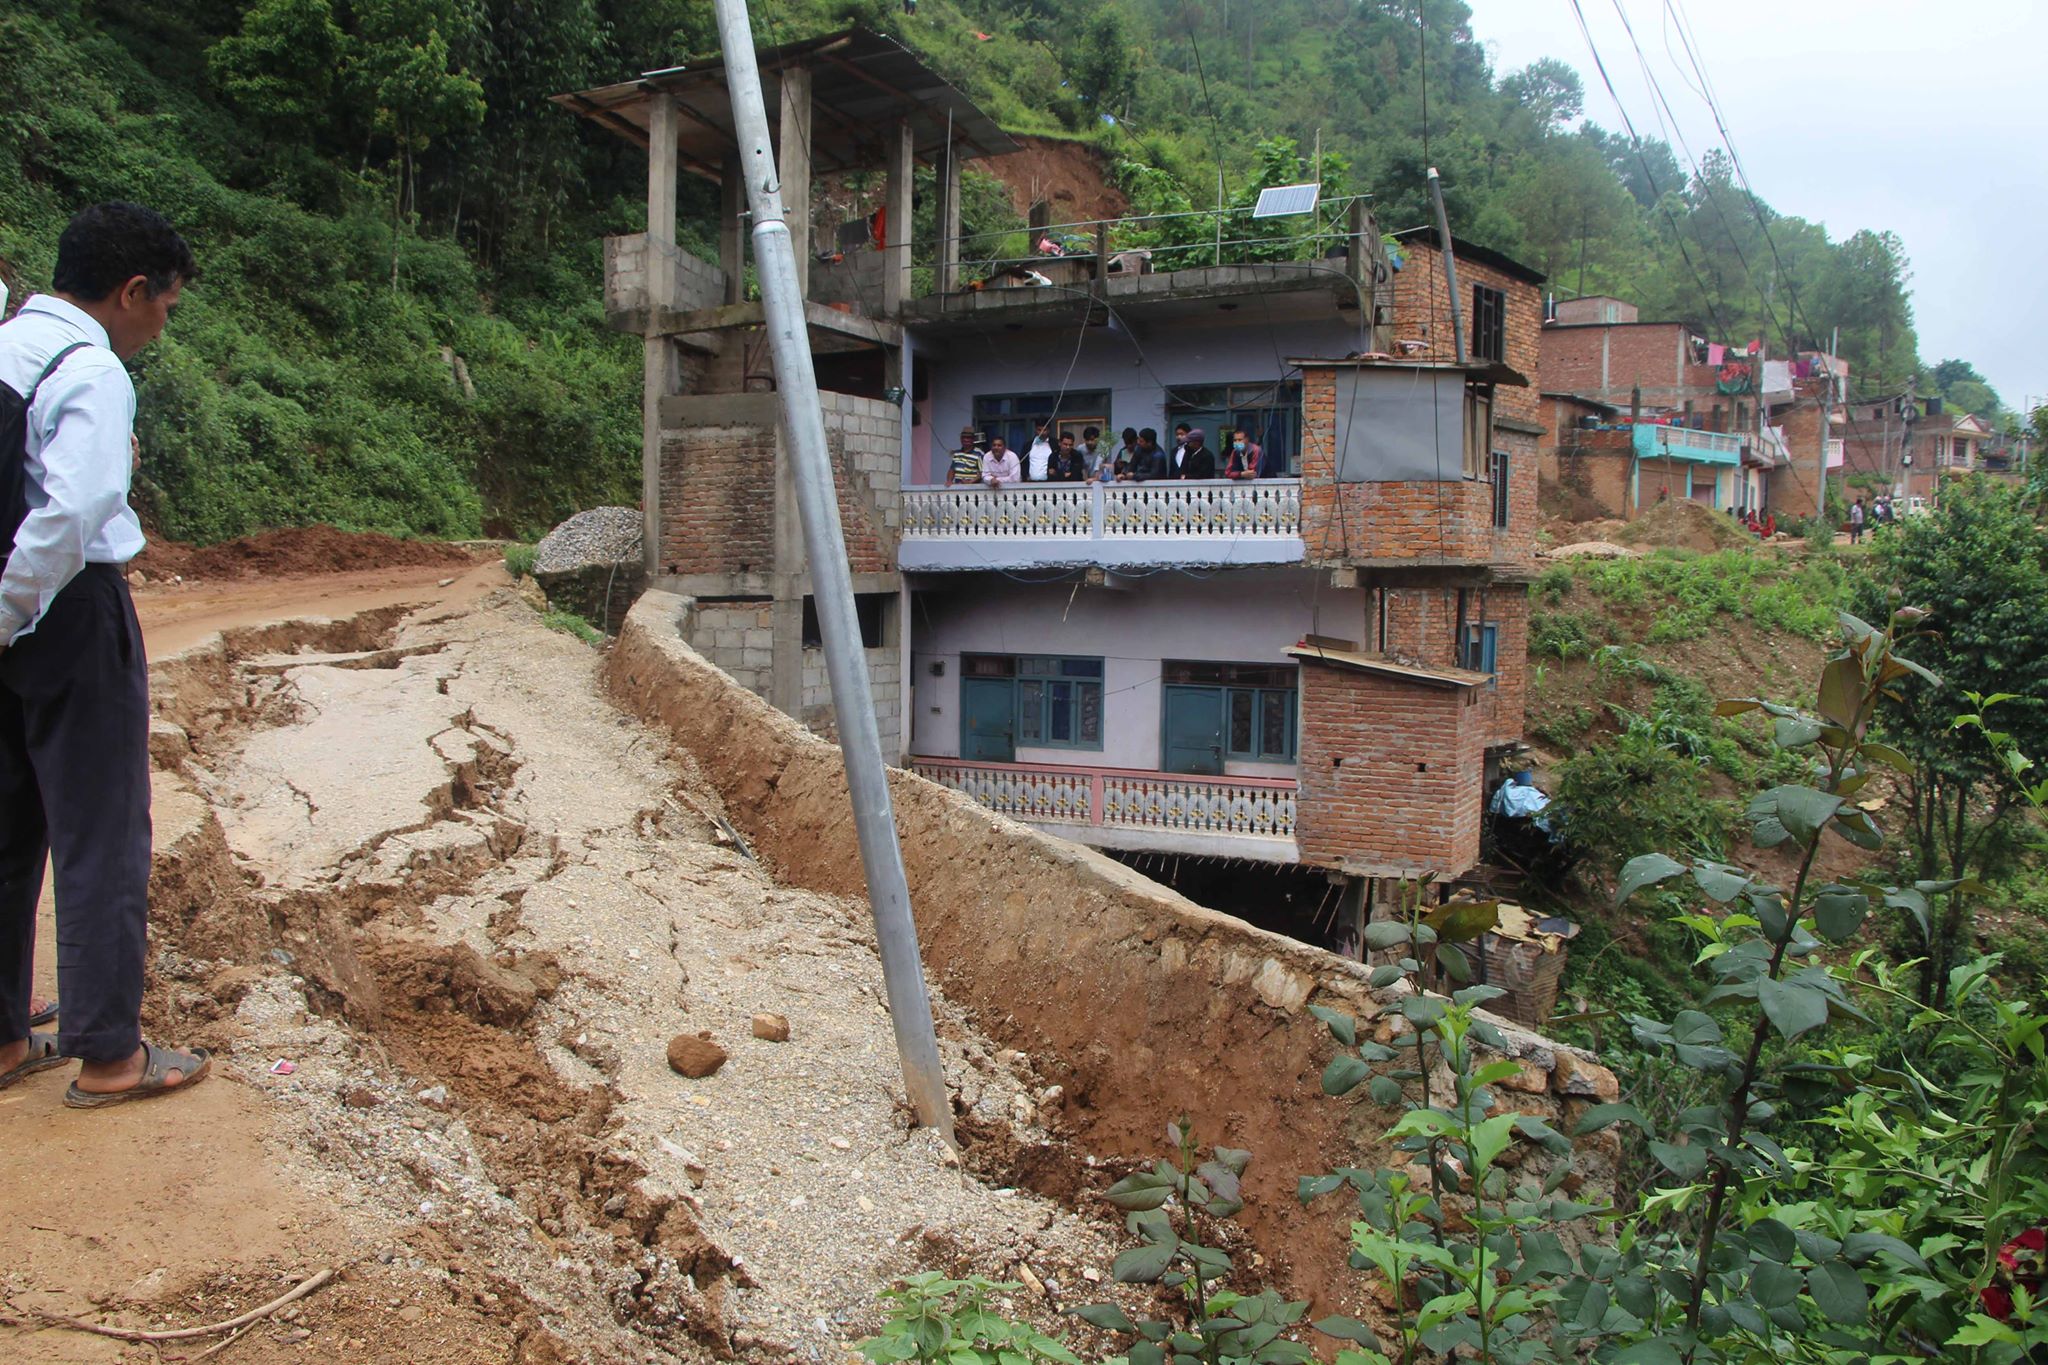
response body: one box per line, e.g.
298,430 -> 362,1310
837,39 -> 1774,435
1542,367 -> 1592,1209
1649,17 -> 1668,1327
532,506 -> 642,576
666,1032 -> 728,1078
750,1012 -> 790,1042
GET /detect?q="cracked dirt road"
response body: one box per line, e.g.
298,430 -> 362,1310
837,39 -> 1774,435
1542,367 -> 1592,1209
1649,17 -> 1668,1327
1,577 -> 1125,1363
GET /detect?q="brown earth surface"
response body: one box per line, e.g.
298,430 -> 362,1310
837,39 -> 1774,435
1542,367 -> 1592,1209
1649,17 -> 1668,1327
969,134 -> 1127,224
134,528 -> 483,583
1613,497 -> 1759,553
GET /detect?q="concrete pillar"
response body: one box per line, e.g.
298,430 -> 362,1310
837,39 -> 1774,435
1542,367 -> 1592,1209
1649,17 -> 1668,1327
719,152 -> 746,306
935,138 -> 962,293
642,94 -> 680,575
881,120 -> 915,316
777,67 -> 813,296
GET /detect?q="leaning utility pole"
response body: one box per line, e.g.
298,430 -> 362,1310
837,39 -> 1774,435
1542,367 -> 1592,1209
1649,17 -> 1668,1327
710,0 -> 953,1140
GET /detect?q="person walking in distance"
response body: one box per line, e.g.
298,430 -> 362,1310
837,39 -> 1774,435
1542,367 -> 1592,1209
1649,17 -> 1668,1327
0,202 -> 211,1107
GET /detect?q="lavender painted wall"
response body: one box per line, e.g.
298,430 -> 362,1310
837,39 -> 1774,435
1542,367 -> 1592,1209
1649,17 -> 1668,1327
907,568 -> 1369,773
906,313 -> 1366,486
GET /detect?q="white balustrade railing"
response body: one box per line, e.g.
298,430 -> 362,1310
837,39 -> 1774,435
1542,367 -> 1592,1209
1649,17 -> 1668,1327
901,479 -> 1301,541
910,758 -> 1297,841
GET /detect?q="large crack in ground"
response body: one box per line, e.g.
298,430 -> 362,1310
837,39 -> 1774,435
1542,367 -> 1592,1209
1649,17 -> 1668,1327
141,589 -> 1133,1363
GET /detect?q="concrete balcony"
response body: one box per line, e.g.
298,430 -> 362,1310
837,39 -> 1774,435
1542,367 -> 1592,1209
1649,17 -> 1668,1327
909,757 -> 1298,862
898,479 -> 1304,571
1633,424 -> 1746,465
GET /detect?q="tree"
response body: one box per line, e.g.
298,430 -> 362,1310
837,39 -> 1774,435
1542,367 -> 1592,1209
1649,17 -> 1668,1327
207,0 -> 346,122
1853,477 -> 2048,1003
1499,57 -> 1582,132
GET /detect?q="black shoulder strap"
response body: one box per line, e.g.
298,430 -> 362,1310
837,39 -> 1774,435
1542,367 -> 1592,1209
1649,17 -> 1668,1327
21,341 -> 94,411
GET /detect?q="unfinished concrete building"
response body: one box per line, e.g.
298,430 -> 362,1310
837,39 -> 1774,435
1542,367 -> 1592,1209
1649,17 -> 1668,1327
559,29 -> 1544,950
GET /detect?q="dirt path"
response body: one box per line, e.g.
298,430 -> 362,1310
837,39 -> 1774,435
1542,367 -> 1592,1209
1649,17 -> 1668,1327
2,584 -> 1123,1363
135,560 -> 502,657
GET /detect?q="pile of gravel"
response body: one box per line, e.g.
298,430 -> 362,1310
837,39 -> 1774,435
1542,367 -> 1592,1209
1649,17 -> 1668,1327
533,506 -> 642,575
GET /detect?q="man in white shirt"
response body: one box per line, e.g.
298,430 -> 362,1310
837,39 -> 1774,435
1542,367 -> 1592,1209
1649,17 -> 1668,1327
1024,423 -> 1053,482
0,202 -> 211,1108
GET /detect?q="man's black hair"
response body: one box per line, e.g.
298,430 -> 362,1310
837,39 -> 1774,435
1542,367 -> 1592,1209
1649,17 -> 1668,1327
1121,426 -> 1138,443
1082,425 -> 1099,440
1058,431 -> 1075,444
1174,422 -> 1190,433
1139,427 -> 1157,443
52,203 -> 197,302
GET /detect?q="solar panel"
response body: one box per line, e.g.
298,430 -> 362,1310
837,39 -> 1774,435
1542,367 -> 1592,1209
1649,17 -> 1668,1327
1252,183 -> 1321,219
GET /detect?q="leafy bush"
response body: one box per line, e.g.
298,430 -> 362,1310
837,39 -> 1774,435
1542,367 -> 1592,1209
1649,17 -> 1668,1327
502,543 -> 536,578
1553,722 -> 1732,865
1528,609 -> 1600,660
856,1274 -> 1079,1365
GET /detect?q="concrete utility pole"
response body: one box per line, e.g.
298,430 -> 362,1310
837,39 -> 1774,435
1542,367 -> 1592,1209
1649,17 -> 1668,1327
710,0 -> 954,1141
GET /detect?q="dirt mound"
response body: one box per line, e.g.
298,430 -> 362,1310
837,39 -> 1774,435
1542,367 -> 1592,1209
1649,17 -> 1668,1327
970,134 -> 1127,223
138,526 -> 477,581
1615,498 -> 1756,553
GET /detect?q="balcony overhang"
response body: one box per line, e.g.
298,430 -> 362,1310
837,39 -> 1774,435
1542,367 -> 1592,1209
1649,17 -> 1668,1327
899,480 -> 1306,572
1286,643 -> 1491,689
902,264 -> 1365,337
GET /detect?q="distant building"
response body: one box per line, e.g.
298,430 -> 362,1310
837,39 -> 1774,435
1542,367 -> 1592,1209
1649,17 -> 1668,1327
558,29 -> 1546,948
1535,299 -> 1845,523
1840,398 -> 2003,501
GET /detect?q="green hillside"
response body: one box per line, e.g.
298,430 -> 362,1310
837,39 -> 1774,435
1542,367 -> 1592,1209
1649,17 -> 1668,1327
0,0 -> 1945,542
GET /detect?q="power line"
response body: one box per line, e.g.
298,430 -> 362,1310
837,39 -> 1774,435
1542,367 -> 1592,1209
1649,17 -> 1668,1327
1605,0 -> 1796,358
1662,0 -> 1826,354
1563,0 -> 1734,349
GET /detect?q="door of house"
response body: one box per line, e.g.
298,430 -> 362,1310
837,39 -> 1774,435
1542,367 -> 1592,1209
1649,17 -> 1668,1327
1161,686 -> 1225,775
960,678 -> 1016,762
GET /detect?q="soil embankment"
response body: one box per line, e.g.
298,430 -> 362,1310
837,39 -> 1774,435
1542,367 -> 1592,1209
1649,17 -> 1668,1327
607,591 -> 1621,1316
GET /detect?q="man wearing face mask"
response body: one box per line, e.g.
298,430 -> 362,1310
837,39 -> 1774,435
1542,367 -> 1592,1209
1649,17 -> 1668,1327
1224,428 -> 1261,480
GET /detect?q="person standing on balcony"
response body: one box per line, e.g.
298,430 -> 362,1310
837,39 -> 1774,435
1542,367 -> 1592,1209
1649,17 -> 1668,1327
1130,428 -> 1169,481
1171,422 -> 1192,474
1024,422 -> 1053,482
1048,432 -> 1087,482
1106,426 -> 1140,482
946,427 -> 982,486
980,435 -> 1020,489
1178,428 -> 1217,480
1079,425 -> 1102,474
1223,428 -> 1261,480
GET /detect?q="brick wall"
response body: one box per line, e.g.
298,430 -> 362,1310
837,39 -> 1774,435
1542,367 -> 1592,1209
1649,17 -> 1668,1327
1538,324 -> 1697,409
1295,662 -> 1484,876
603,233 -> 725,320
1298,366 -> 1529,566
657,421 -> 778,576
1386,243 -> 1542,426
1549,444 -> 1634,518
800,643 -> 902,758
818,390 -> 903,572
688,600 -> 776,698
1377,584 -> 1527,749
1770,400 -> 1827,520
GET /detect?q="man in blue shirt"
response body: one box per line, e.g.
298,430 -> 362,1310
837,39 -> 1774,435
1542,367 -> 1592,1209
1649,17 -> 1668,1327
0,203 -> 210,1108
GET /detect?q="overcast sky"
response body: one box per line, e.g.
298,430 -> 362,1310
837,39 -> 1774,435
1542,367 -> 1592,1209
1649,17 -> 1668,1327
1465,0 -> 2047,411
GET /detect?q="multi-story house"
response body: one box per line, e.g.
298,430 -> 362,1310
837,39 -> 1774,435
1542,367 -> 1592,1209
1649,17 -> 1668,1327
558,29 -> 1542,944
1537,295 -> 1844,522
1839,398 -> 1997,502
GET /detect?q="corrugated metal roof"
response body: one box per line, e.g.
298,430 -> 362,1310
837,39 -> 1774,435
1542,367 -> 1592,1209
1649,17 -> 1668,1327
552,27 -> 1017,178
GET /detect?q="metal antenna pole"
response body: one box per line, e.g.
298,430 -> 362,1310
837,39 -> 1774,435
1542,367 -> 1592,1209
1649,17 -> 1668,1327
710,0 -> 953,1141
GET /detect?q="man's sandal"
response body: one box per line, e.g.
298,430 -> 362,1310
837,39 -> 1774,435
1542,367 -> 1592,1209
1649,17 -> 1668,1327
29,997 -> 57,1028
63,1042 -> 211,1109
0,1033 -> 66,1091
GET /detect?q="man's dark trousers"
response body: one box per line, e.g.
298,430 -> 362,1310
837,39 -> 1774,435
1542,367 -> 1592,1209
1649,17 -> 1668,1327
0,563 -> 150,1062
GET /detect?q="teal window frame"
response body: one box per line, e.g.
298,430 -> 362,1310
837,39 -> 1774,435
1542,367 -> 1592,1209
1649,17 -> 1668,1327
1461,623 -> 1499,676
972,654 -> 1102,752
1161,660 -> 1299,764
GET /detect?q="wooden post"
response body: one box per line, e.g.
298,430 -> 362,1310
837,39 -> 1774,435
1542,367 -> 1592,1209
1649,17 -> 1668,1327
881,118 -> 914,315
642,93 -> 680,576
1094,221 -> 1110,286
719,151 -> 746,305
936,136 -> 962,293
777,67 -> 813,296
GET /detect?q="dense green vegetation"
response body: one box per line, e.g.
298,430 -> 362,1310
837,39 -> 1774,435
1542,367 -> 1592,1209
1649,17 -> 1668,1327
0,0 -> 1998,542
